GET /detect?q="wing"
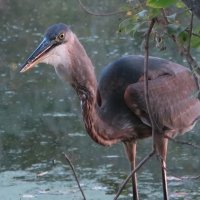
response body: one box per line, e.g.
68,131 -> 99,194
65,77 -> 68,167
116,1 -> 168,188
124,68 -> 200,133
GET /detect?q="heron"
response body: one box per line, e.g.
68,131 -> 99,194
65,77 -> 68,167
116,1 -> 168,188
20,23 -> 200,200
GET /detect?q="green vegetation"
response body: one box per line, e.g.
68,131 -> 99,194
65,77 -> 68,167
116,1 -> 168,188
119,0 -> 199,48
118,0 -> 200,77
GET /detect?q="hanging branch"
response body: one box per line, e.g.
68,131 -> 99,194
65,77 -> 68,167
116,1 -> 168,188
181,0 -> 200,19
113,18 -> 157,200
143,18 -> 157,147
161,9 -> 200,80
187,11 -> 200,96
78,0 -> 126,16
187,12 -> 193,53
63,152 -> 87,200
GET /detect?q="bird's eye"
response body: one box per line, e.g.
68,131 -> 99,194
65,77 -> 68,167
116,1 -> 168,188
58,33 -> 65,40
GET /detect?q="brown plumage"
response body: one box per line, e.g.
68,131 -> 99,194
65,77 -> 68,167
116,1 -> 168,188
20,23 -> 200,200
125,61 -> 200,136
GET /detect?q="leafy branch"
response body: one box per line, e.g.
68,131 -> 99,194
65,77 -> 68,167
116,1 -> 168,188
118,0 -> 200,94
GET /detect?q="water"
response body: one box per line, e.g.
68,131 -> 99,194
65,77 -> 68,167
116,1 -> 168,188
0,0 -> 200,199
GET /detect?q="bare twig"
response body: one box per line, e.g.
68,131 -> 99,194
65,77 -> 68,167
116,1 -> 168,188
161,9 -> 200,73
143,18 -> 157,146
161,9 -> 168,25
190,31 -> 200,38
187,11 -> 200,97
113,19 -> 157,200
113,149 -> 155,200
161,9 -> 200,98
165,135 -> 200,150
181,0 -> 200,19
63,152 -> 86,200
78,0 -> 126,16
185,11 -> 200,74
187,12 -> 194,53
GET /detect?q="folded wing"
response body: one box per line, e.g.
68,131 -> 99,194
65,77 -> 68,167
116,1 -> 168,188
124,68 -> 200,135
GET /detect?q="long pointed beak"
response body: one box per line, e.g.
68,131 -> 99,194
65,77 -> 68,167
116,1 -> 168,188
20,37 -> 55,73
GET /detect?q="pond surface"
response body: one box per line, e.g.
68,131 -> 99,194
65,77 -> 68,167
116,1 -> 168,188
0,0 -> 200,199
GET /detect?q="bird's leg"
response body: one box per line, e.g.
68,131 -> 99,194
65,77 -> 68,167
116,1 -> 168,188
124,142 -> 139,200
131,142 -> 139,200
161,155 -> 168,200
155,134 -> 169,200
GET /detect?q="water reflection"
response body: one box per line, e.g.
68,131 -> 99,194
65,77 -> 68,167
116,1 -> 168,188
0,0 -> 200,199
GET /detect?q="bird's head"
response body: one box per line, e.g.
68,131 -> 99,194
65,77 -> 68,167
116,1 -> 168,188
20,23 -> 95,87
20,23 -> 74,75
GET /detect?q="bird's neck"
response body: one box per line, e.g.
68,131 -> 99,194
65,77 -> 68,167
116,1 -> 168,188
68,35 -> 122,146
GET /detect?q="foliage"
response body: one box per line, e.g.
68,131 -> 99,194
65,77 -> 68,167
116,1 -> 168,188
147,0 -> 177,8
119,0 -> 200,52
